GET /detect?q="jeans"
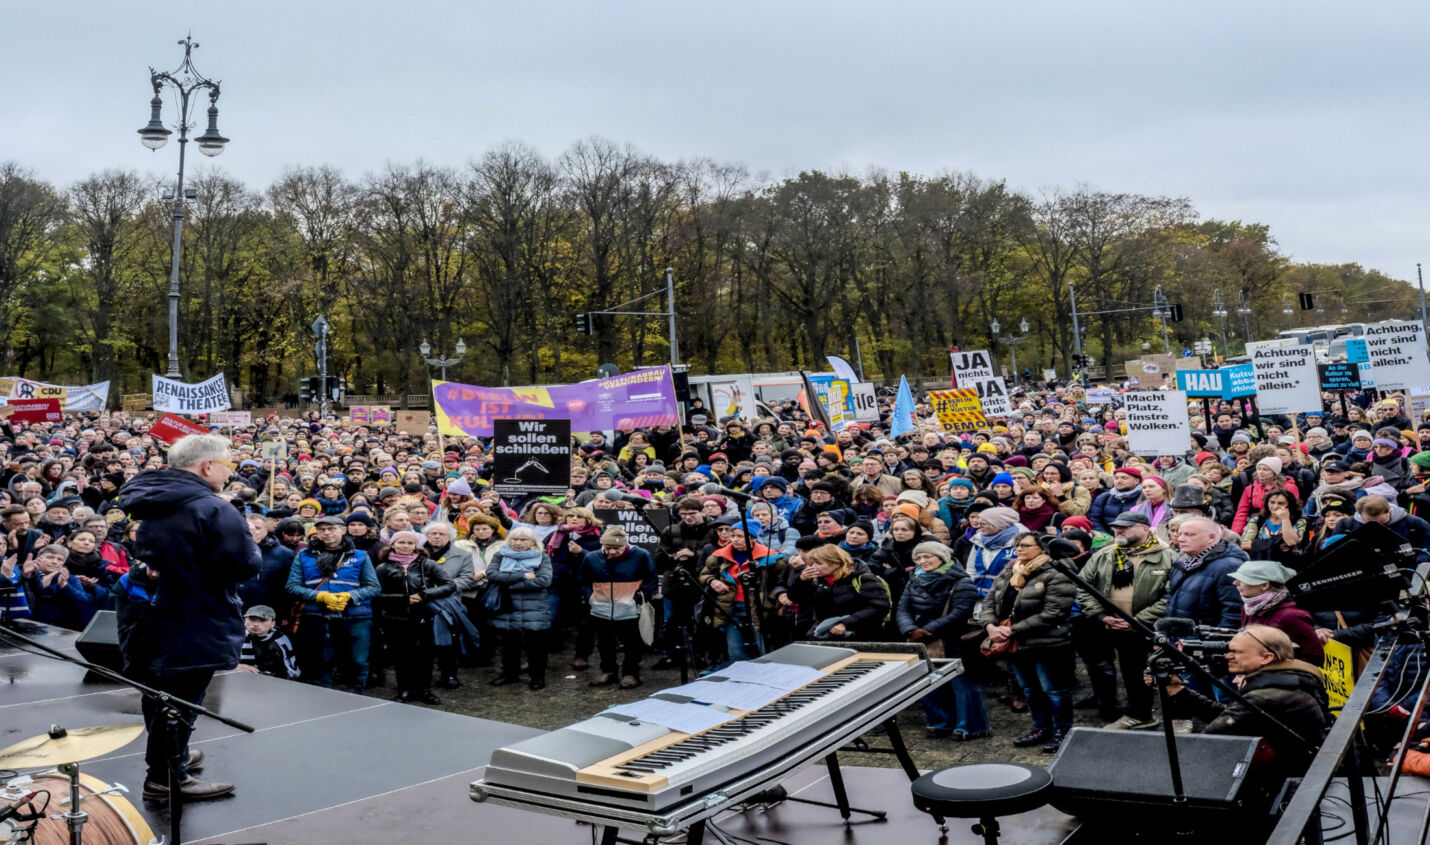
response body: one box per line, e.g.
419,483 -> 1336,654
593,617 -> 644,678
1010,645 -> 1076,735
718,608 -> 765,670
127,667 -> 215,784
297,616 -> 372,690
1084,624 -> 1153,720
382,617 -> 434,694
950,672 -> 991,733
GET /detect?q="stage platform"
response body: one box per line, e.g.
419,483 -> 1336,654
0,623 -> 1075,844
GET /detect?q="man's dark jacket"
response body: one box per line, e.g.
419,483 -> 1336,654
115,469 -> 261,674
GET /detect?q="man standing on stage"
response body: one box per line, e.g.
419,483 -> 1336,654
116,433 -> 260,800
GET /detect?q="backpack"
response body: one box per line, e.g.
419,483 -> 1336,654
851,574 -> 894,626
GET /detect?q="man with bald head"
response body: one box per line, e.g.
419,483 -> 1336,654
1165,517 -> 1246,631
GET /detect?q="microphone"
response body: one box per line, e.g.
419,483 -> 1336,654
1154,617 -> 1200,638
613,492 -> 653,509
0,792 -> 38,823
711,485 -> 755,502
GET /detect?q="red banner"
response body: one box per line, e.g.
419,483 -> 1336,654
8,398 -> 62,423
150,413 -> 210,444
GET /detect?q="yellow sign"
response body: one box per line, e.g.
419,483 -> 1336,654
120,394 -> 149,412
928,388 -> 986,434
1322,638 -> 1355,710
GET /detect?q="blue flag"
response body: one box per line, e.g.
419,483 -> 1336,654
891,376 -> 916,439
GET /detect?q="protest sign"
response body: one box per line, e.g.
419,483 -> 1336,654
258,439 -> 288,461
1362,321 -> 1430,391
1084,387 -> 1116,405
706,375 -> 758,421
1345,338 -> 1369,364
433,365 -> 679,437
1,378 -> 110,412
807,375 -> 853,431
152,373 -> 231,413
370,406 -> 392,424
492,419 -> 571,496
1123,390 -> 1191,456
349,406 -> 370,425
1220,363 -> 1257,398
0,405 -> 13,420
593,507 -> 671,554
8,398 -> 62,424
1175,368 -> 1229,398
927,389 -> 986,434
208,411 -> 251,428
850,382 -> 879,422
395,410 -> 431,435
1322,638 -> 1355,710
149,413 -> 209,444
1251,345 -> 1321,415
949,350 -> 1011,416
120,393 -> 148,412
1318,363 -> 1362,392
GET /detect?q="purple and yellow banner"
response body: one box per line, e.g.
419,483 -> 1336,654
433,365 -> 679,437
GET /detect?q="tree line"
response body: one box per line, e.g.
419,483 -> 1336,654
0,140 -> 1417,402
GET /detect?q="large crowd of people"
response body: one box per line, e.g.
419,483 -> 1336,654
3,377 -> 1422,770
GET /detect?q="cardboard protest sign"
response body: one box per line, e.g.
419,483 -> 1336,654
370,406 -> 392,424
593,507 -> 671,554
927,388 -> 986,433
149,413 -> 209,444
258,439 -> 289,461
1123,390 -> 1192,456
1084,387 -> 1116,405
1363,321 -> 1430,391
949,350 -> 1011,416
1252,345 -> 1321,415
8,399 -> 60,423
120,394 -> 149,412
395,410 -> 431,435
492,419 -> 571,496
208,411 -> 252,428
850,382 -> 879,422
152,373 -> 231,413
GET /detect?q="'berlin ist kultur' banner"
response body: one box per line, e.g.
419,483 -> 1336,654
152,373 -> 232,413
433,365 -> 679,437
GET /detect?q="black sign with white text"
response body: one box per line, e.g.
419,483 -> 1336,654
492,418 -> 571,495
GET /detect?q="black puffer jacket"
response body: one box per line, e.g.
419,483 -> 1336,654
896,565 -> 977,654
374,553 -> 455,621
1169,659 -> 1329,776
114,468 -> 261,673
785,560 -> 891,639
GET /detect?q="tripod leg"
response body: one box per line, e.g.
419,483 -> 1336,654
599,825 -> 618,845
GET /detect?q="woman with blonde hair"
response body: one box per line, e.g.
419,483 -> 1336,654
782,544 -> 890,640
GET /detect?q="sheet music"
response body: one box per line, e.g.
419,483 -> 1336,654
608,698 -> 738,734
663,679 -> 786,711
711,660 -> 824,692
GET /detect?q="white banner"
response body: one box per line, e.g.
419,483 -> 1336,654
1251,345 -> 1321,415
1,378 -> 110,412
208,411 -> 252,428
850,382 -> 879,422
706,376 -> 757,421
1363,321 -> 1430,392
1124,390 -> 1192,456
950,349 -> 1012,416
1084,387 -> 1116,405
152,373 -> 231,414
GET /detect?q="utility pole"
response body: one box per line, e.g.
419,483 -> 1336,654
1069,281 -> 1085,378
312,315 -> 330,420
854,335 -> 866,381
666,267 -> 679,366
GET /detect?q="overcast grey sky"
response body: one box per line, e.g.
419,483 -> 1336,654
4,1 -> 1426,278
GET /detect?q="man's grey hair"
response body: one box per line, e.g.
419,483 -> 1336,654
167,434 -> 232,470
422,521 -> 453,536
37,543 -> 69,560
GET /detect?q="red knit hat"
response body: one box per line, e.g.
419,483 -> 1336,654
1113,466 -> 1142,480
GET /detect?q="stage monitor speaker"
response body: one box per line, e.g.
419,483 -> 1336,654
1047,728 -> 1261,827
75,610 -> 124,673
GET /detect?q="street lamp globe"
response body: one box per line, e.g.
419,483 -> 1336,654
455,338 -> 467,356
1141,341 -> 1151,351
1019,318 -> 1030,334
194,104 -> 229,156
990,319 -> 1001,335
420,340 -> 432,357
138,95 -> 171,150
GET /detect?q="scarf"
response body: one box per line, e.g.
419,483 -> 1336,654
1009,553 -> 1049,589
1108,486 -> 1141,504
970,523 -> 1022,551
1111,535 -> 1159,589
1131,498 -> 1169,528
1243,586 -> 1289,618
497,546 -> 544,572
388,552 -> 417,567
913,560 -> 957,582
545,523 -> 601,555
311,535 -> 355,577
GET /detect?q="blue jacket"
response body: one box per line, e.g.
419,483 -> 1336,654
114,468 -> 262,673
580,545 -> 658,622
26,571 -> 103,630
238,536 -> 296,612
1165,540 -> 1247,629
1088,488 -> 1139,533
287,541 -> 380,620
486,549 -> 554,631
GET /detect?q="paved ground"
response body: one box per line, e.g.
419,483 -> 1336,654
365,645 -> 1117,770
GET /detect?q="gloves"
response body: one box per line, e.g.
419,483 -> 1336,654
316,591 -> 350,612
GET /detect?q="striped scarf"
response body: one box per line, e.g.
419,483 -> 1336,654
1111,535 -> 1158,589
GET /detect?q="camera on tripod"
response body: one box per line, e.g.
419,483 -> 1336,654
1154,617 -> 1239,673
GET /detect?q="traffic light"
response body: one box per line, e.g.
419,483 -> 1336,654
1169,303 -> 1184,322
325,376 -> 347,402
299,376 -> 320,403
574,313 -> 590,334
1299,292 -> 1314,310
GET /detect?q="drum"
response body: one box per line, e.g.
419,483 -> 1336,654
0,770 -> 154,845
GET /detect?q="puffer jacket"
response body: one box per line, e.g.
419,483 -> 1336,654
896,564 -> 977,654
978,558 -> 1077,650
698,543 -> 787,631
486,549 -> 554,631
748,514 -> 799,557
1088,487 -> 1140,533
374,553 -> 455,622
1076,537 -> 1175,626
1165,540 -> 1247,629
580,545 -> 658,622
784,560 -> 891,639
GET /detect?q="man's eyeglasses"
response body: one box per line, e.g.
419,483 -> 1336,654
210,459 -> 236,472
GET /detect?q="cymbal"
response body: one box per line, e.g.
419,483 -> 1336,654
0,724 -> 144,768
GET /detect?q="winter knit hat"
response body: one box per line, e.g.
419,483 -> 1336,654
990,472 -> 1015,488
298,498 -> 321,512
600,526 -> 629,547
978,506 -> 1021,531
445,478 -> 474,498
1257,457 -> 1283,475
390,530 -> 424,548
912,541 -> 952,563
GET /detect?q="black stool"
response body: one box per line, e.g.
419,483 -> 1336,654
911,762 -> 1052,845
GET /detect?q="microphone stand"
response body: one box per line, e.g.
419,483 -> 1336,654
0,619 -> 255,845
1046,560 -> 1313,837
